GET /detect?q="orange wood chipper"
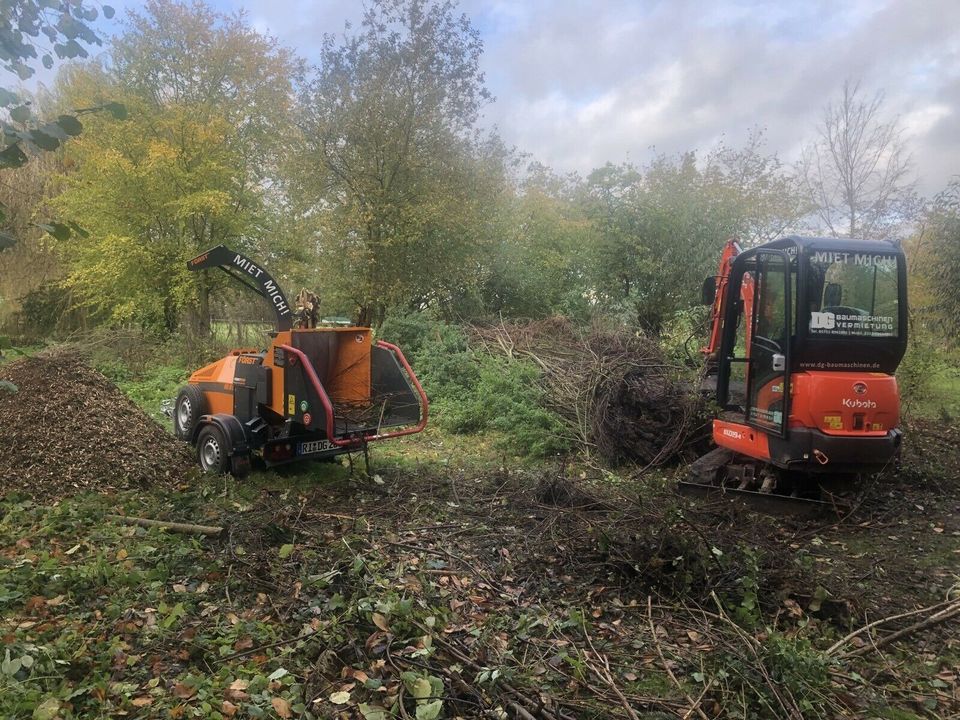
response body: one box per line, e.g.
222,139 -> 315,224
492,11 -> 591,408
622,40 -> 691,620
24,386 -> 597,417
172,245 -> 428,476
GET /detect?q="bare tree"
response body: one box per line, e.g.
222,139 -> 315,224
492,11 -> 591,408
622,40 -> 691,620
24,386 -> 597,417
799,80 -> 919,239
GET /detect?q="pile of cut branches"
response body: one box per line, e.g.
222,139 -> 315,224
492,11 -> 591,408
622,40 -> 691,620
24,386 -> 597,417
471,318 -> 703,465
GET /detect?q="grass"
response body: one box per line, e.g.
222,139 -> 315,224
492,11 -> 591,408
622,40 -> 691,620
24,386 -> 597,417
912,365 -> 960,420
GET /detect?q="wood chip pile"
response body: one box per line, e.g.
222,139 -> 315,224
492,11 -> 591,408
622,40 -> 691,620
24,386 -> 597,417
0,350 -> 193,500
472,318 -> 703,465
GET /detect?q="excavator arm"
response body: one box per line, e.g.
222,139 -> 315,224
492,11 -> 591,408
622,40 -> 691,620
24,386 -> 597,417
701,238 -> 742,359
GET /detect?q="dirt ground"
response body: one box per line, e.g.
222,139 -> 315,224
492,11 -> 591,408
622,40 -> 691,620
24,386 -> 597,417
178,415 -> 960,719
1,411 -> 958,718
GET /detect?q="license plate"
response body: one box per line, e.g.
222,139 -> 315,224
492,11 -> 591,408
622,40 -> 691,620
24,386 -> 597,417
298,439 -> 335,455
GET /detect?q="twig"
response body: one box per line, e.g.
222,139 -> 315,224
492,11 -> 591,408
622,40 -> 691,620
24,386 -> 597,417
683,677 -> 715,720
420,625 -> 565,720
647,597 -> 710,720
842,602 -> 960,658
215,631 -> 313,663
108,514 -> 223,536
707,592 -> 802,719
580,618 -> 640,720
826,599 -> 960,656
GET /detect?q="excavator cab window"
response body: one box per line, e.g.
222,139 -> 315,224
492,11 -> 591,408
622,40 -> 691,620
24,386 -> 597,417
806,252 -> 899,338
716,249 -> 792,438
746,251 -> 791,436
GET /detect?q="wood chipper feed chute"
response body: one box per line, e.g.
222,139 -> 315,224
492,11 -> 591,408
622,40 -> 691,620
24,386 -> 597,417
277,334 -> 428,446
173,245 -> 428,476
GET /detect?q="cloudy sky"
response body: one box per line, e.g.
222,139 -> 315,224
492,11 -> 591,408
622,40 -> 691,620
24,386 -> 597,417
52,0 -> 960,195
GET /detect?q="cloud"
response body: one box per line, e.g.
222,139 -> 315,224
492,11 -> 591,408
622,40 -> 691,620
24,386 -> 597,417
36,0 -> 958,195
465,0 -> 960,194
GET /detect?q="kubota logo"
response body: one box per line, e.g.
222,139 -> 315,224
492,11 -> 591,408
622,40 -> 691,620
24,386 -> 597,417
842,398 -> 877,409
721,428 -> 744,440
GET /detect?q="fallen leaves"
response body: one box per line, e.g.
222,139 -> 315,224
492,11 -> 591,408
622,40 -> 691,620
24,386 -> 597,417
225,679 -> 249,702
372,612 -> 391,632
271,696 -> 293,718
171,682 -> 196,700
329,690 -> 352,705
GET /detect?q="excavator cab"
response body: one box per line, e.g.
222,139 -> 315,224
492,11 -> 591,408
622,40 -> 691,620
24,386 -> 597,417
687,236 -> 907,509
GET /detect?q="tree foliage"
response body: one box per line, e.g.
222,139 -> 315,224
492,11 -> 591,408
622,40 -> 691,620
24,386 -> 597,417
51,0 -> 298,332
1,0 -> 124,252
295,0 -> 504,326
477,164 -> 594,319
583,133 -> 802,329
914,178 -> 960,339
1,0 -> 122,168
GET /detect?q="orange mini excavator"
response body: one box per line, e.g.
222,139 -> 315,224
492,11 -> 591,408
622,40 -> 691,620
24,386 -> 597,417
173,245 -> 427,477
681,236 -> 907,510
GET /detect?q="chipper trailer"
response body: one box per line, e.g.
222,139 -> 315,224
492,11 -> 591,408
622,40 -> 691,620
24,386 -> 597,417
682,235 -> 907,512
173,245 -> 428,476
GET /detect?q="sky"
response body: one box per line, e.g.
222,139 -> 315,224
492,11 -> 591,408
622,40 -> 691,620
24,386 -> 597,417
40,0 -> 960,196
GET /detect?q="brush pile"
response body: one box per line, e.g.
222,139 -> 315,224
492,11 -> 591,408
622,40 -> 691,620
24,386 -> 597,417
471,318 -> 702,465
0,350 -> 193,500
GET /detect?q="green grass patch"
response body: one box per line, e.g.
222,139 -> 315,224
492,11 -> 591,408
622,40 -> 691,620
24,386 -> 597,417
94,360 -> 190,424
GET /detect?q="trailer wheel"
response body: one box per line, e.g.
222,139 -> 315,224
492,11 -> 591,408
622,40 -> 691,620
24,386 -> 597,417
197,425 -> 230,475
173,385 -> 205,440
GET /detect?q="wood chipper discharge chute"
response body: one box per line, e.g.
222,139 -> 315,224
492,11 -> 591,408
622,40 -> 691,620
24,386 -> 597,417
172,245 -> 428,477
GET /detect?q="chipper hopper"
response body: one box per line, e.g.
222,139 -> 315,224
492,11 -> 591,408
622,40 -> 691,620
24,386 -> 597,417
173,245 -> 428,476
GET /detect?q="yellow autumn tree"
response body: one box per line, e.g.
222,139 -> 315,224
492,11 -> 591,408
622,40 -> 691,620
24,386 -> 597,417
52,0 -> 298,333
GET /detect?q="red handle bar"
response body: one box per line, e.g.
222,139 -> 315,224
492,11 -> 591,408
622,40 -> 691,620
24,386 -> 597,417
278,341 -> 429,448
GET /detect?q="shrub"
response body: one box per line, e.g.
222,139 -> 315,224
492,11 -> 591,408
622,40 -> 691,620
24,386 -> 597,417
378,313 -> 570,457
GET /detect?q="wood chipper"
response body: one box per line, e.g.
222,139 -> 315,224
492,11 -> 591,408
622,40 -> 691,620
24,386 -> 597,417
172,245 -> 428,476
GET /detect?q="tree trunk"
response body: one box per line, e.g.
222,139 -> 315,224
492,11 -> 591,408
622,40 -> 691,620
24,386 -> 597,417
195,270 -> 212,337
356,304 -> 372,328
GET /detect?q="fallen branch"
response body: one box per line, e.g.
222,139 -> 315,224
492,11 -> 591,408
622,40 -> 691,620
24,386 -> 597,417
826,598 -> 960,656
842,601 -> 960,658
108,514 -> 223,536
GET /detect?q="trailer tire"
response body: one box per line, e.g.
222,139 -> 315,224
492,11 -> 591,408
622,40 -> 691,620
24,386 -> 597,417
174,385 -> 206,440
197,425 -> 230,475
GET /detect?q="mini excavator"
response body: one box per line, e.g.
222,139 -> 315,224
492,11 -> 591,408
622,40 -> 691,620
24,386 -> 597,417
681,236 -> 907,511
173,245 -> 427,477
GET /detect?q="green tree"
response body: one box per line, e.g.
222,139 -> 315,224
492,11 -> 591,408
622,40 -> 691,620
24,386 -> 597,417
914,178 -> 960,339
478,164 -> 595,318
52,0 -> 298,333
583,134 -> 802,330
294,0 -> 503,327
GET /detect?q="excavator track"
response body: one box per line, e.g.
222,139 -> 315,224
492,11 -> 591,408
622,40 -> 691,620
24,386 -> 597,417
677,448 -> 853,517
